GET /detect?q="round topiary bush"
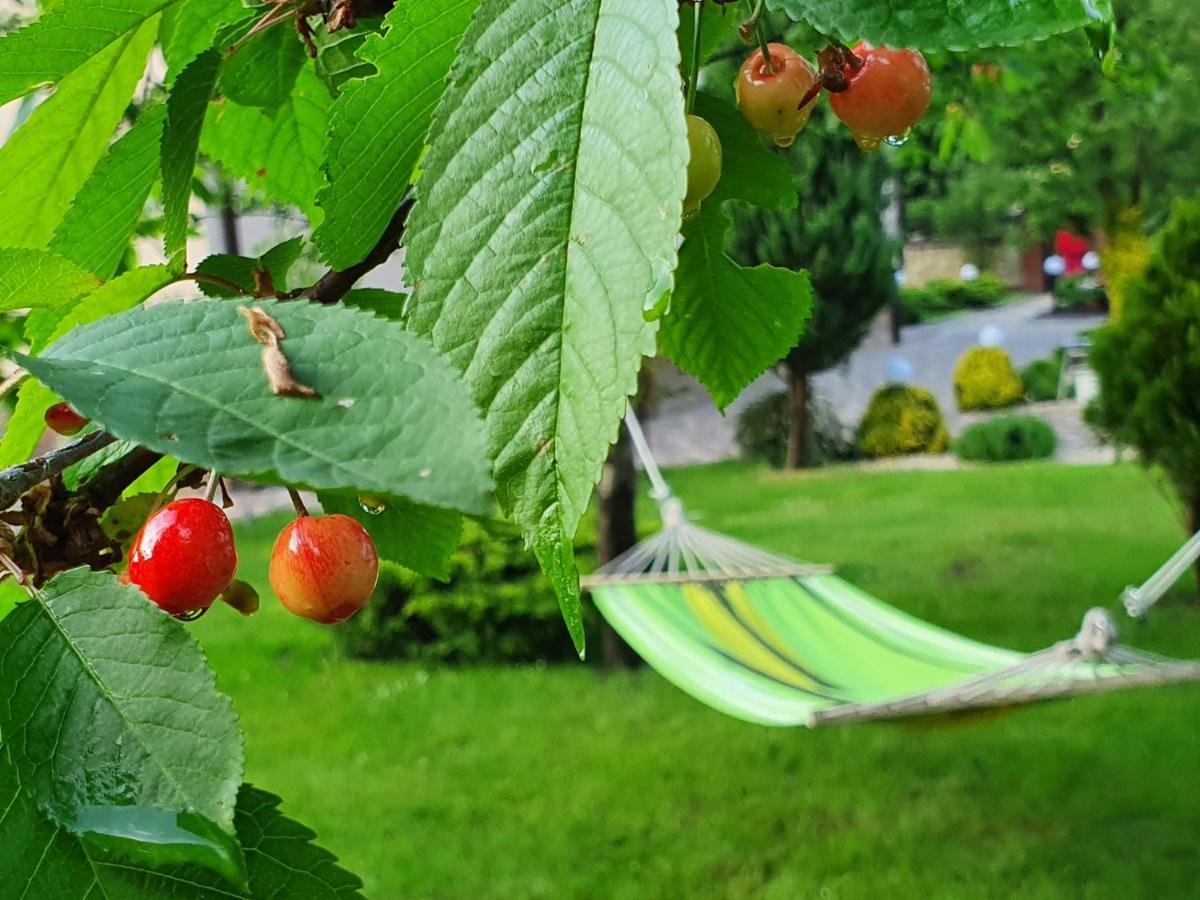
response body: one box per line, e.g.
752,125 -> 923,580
954,346 -> 1024,411
1020,355 -> 1065,402
857,384 -> 950,457
955,414 -> 1058,462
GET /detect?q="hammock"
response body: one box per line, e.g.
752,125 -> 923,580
583,410 -> 1200,727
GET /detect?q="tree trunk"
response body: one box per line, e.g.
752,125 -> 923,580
219,182 -> 241,256
785,369 -> 812,469
596,418 -> 639,669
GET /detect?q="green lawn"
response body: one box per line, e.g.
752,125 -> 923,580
193,462 -> 1200,899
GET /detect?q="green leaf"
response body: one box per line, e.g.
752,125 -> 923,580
343,287 -> 406,320
163,49 -> 223,269
766,0 -> 1114,51
0,762 -> 365,899
50,105 -> 167,280
0,249 -> 99,312
0,569 -> 243,855
0,0 -> 173,106
0,23 -> 156,249
660,211 -> 813,410
313,0 -> 481,267
405,0 -> 688,654
221,24 -> 307,111
24,265 -> 177,354
657,91 -> 812,410
693,92 -> 795,212
20,300 -> 493,515
313,24 -> 380,95
202,66 -> 332,219
677,0 -> 742,67
0,380 -> 56,469
319,492 -> 463,579
161,0 -> 254,82
195,237 -> 306,297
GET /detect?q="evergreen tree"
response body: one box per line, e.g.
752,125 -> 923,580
729,107 -> 898,468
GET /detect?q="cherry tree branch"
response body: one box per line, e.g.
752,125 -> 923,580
299,198 -> 414,303
0,431 -> 116,510
0,197 -> 418,508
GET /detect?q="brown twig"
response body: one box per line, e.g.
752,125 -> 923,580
0,195 -> 415,510
298,198 -> 414,304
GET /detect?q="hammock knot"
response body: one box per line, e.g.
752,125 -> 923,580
1071,608 -> 1119,661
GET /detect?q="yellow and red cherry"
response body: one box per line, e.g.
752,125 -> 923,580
735,43 -> 820,147
269,513 -> 379,624
684,114 -> 722,217
127,498 -> 238,618
829,42 -> 932,150
45,402 -> 89,436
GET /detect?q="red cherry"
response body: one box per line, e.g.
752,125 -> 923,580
45,402 -> 89,436
829,42 -> 931,150
735,43 -> 820,147
269,514 -> 379,624
127,499 -> 238,618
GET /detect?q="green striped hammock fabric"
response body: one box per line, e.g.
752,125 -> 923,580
591,571 -> 1200,726
589,410 -> 1200,727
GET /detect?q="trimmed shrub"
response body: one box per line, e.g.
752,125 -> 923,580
857,384 -> 950,457
1020,351 -> 1068,402
335,521 -> 600,663
1053,274 -> 1107,311
956,414 -> 1057,462
735,391 -> 789,468
735,392 -> 858,468
954,346 -> 1024,411
1102,210 -> 1151,320
926,274 -> 1007,308
899,275 -> 1007,324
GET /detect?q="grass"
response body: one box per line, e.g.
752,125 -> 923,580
193,462 -> 1200,899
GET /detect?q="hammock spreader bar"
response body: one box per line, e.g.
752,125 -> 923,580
584,408 -> 1200,727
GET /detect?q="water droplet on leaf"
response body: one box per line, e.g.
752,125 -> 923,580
358,495 -> 387,515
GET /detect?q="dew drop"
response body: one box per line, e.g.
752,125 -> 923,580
884,129 -> 912,147
773,134 -> 796,149
358,494 -> 387,516
854,133 -> 883,152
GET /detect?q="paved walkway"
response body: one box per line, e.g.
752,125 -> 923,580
645,294 -> 1108,466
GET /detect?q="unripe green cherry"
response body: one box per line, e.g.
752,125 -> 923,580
684,114 -> 722,217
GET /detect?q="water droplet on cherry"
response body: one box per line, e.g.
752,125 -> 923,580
853,133 -> 883,151
772,134 -> 796,149
884,129 -> 912,147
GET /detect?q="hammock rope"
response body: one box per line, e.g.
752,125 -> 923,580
584,407 -> 1200,727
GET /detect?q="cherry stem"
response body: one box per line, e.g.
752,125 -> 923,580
204,471 -> 221,503
183,272 -> 253,297
685,0 -> 703,114
287,488 -> 310,517
754,21 -> 774,71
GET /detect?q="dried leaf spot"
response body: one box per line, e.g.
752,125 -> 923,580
240,306 -> 322,399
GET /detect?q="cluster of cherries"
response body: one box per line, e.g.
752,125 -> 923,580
45,403 -> 380,624
684,41 -> 932,214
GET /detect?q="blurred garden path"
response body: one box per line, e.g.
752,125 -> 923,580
646,293 -> 1108,466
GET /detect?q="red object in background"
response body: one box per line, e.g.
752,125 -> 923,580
1054,229 -> 1091,275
